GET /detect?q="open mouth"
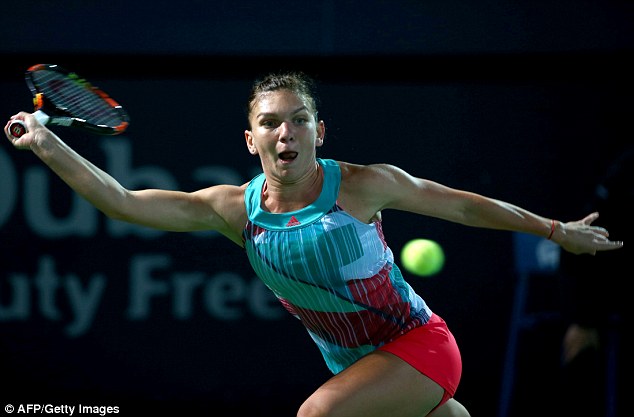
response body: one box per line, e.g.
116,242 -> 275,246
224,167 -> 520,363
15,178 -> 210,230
278,151 -> 298,161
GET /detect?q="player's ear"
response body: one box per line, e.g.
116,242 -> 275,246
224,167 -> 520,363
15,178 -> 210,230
244,130 -> 258,155
316,121 -> 325,147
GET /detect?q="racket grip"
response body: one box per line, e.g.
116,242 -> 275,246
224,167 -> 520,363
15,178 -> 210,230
8,110 -> 50,139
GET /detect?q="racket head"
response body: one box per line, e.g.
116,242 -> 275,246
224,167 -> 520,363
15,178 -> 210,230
25,64 -> 130,135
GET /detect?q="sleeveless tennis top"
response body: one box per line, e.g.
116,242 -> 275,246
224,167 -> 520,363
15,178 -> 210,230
242,158 -> 432,374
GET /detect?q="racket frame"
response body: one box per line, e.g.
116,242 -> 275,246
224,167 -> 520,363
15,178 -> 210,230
9,63 -> 129,138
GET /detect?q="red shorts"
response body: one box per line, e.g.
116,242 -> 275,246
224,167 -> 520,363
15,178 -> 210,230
378,313 -> 462,408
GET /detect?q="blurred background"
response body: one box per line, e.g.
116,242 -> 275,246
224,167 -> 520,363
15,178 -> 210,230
1,1 -> 632,416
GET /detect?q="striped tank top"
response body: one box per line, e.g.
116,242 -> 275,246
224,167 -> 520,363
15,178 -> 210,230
242,158 -> 432,374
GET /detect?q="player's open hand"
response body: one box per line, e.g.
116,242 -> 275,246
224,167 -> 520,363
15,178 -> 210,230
556,212 -> 624,255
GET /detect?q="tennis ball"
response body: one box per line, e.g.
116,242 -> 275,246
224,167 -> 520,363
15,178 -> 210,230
400,239 -> 445,277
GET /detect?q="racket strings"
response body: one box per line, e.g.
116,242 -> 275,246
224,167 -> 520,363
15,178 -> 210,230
32,70 -> 127,127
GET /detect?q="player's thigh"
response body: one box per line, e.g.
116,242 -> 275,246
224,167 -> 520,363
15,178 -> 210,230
297,350 -> 444,417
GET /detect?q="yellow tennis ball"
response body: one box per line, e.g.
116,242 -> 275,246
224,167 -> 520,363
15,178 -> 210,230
400,239 -> 445,276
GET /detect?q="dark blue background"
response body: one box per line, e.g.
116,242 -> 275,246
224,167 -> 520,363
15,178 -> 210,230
1,2 -> 632,416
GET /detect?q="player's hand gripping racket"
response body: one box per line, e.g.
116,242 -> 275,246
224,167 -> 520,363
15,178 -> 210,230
8,64 -> 129,139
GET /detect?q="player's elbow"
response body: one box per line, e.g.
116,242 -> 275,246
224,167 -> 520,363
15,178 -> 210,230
99,202 -> 130,222
93,189 -> 136,222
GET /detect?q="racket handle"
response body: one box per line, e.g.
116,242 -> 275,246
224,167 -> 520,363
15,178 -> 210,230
8,110 -> 50,139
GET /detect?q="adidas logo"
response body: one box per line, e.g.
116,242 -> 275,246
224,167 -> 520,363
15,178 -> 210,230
286,216 -> 301,227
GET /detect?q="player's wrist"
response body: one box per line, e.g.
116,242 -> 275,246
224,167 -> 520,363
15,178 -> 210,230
546,219 -> 557,240
547,219 -> 566,244
31,129 -> 60,158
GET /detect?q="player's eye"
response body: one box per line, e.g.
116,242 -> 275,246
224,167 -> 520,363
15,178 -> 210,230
261,119 -> 279,128
294,117 -> 308,125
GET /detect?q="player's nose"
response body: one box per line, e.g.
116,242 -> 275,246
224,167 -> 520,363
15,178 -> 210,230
277,121 -> 294,142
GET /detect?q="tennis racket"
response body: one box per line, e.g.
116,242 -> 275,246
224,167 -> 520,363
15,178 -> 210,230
8,63 -> 130,139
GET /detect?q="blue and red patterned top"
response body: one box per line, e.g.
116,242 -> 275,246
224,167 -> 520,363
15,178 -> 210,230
242,158 -> 431,374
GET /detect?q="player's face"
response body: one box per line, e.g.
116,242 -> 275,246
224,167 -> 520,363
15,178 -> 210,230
245,89 -> 324,181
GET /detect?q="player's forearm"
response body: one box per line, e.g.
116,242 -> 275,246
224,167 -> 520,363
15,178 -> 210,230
461,194 -> 553,239
32,133 -> 128,218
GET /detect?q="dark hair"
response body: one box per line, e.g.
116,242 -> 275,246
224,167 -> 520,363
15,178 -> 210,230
246,71 -> 319,127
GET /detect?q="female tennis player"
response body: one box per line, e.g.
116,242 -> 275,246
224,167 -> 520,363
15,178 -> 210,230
5,71 -> 623,417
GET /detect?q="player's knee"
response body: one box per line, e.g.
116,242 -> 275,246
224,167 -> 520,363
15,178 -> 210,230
296,397 -> 336,417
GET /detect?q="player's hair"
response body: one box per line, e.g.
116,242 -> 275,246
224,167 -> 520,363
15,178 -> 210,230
245,71 -> 319,127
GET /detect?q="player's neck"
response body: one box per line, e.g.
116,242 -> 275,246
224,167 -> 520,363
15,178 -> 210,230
261,164 -> 323,213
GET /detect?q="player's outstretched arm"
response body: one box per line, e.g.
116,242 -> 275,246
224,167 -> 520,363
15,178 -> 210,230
4,112 -> 244,239
350,163 -> 623,256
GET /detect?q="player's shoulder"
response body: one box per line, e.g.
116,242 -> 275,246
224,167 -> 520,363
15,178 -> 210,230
337,161 -> 402,179
197,183 -> 247,205
337,160 -> 404,184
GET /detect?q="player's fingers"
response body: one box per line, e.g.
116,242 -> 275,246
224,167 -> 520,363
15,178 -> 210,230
582,211 -> 599,225
601,240 -> 624,250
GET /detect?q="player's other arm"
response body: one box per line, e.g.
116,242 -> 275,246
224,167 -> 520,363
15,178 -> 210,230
347,163 -> 550,236
359,164 -> 620,255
